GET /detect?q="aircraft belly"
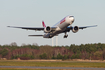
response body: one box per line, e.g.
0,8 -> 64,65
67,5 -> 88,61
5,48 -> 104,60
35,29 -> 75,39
43,31 -> 62,38
43,33 -> 50,38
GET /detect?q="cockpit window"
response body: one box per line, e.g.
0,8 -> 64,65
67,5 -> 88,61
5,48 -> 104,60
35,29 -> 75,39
69,16 -> 74,18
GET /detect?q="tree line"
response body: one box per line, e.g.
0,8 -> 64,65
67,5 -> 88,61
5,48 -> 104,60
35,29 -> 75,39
0,42 -> 105,60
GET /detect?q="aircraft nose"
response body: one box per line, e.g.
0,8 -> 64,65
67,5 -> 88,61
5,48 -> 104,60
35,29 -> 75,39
70,16 -> 74,23
72,17 -> 74,23
66,16 -> 75,25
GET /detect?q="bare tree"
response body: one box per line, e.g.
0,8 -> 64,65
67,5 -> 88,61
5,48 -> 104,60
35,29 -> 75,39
32,43 -> 38,46
40,45 -> 53,59
10,42 -> 17,46
21,43 -> 26,46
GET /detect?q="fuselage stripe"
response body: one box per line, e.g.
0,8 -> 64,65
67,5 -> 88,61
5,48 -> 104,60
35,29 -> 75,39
60,18 -> 65,24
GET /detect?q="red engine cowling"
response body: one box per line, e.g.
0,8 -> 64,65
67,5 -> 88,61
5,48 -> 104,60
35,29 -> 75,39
72,26 -> 79,33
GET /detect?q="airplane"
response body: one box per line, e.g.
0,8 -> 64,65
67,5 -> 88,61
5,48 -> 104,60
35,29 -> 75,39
8,15 -> 97,38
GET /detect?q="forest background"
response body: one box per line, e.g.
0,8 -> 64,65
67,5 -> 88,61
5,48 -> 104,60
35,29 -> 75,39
0,42 -> 105,60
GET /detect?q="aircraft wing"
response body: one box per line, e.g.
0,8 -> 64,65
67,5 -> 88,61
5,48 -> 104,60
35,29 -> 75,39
7,26 -> 44,31
78,25 -> 97,29
64,25 -> 97,32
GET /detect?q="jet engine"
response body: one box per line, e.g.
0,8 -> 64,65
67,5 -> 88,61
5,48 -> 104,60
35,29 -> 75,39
44,26 -> 51,33
72,26 -> 79,33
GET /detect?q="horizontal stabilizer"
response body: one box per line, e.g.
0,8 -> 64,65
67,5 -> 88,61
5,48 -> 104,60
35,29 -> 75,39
28,35 -> 43,36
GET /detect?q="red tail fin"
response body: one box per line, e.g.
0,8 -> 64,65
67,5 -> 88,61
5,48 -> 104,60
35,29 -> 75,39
42,21 -> 46,27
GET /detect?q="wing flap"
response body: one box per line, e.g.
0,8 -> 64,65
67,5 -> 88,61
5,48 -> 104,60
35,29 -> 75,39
28,35 -> 43,36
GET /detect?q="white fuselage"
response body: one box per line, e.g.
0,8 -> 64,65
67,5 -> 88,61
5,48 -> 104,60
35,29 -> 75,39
43,15 -> 74,38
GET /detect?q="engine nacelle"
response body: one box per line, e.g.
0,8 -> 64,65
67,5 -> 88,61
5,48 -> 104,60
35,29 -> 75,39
44,26 -> 51,33
72,26 -> 79,33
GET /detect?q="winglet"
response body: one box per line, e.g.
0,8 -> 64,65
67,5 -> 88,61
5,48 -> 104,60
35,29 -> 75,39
42,21 -> 46,28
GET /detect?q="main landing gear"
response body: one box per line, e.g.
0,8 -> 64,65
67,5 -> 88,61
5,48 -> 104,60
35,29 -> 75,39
64,32 -> 68,38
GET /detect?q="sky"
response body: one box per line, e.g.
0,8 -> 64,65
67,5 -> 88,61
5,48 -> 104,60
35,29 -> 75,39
0,0 -> 105,46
